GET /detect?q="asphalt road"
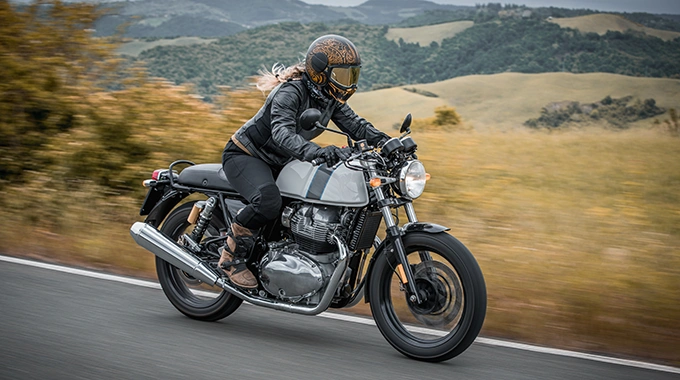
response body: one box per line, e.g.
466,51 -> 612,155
0,258 -> 678,380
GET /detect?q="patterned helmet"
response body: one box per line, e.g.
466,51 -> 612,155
305,35 -> 361,103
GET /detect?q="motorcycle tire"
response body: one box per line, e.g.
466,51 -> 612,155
156,201 -> 242,321
369,231 -> 486,362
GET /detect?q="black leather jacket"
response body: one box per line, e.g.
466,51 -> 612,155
229,77 -> 389,168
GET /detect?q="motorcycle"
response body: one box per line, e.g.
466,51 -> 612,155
130,111 -> 486,362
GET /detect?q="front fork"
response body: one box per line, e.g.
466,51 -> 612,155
374,187 -> 425,304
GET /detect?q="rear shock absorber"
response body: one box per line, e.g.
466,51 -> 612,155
188,197 -> 217,244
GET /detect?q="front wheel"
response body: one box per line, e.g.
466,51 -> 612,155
369,232 -> 486,362
156,201 -> 242,321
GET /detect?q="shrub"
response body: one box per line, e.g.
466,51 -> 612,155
525,96 -> 665,129
664,108 -> 679,136
434,105 -> 461,126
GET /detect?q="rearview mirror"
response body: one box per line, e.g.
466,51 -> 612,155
400,113 -> 412,134
299,108 -> 322,131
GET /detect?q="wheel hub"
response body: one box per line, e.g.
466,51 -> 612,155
405,260 -> 462,328
410,277 -> 447,315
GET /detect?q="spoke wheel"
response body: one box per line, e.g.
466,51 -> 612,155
369,232 -> 486,362
156,202 -> 242,321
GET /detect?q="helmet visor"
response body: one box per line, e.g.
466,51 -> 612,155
330,66 -> 361,89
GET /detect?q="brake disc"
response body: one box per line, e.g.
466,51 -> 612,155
407,260 -> 464,328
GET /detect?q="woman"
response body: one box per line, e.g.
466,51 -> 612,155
219,34 -> 390,288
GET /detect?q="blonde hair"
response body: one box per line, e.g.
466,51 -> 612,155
255,62 -> 306,93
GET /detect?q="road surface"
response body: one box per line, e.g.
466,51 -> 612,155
0,257 -> 677,380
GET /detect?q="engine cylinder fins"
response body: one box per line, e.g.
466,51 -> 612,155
289,204 -> 342,253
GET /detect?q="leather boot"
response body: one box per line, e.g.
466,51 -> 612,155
218,223 -> 258,289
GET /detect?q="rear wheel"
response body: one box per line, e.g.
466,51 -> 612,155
156,201 -> 242,321
369,232 -> 486,362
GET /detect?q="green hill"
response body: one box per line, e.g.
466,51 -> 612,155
118,37 -> 217,57
136,17 -> 680,100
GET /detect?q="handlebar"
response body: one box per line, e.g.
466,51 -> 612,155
310,138 -> 383,167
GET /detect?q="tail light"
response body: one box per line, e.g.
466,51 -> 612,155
152,169 -> 163,181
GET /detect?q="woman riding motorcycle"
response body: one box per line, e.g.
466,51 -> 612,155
219,35 -> 390,288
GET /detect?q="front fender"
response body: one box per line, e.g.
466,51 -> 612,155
143,190 -> 190,228
363,222 -> 449,304
402,222 -> 450,234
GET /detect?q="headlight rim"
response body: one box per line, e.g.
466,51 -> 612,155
398,160 -> 426,199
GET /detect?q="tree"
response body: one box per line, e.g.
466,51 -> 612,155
0,0 -> 116,184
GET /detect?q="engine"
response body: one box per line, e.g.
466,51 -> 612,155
259,202 -> 382,303
258,203 -> 345,303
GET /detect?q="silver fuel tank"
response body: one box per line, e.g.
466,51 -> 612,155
276,160 -> 369,207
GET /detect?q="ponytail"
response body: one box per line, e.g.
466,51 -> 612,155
255,62 -> 306,92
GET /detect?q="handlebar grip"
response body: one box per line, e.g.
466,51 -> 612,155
311,157 -> 326,166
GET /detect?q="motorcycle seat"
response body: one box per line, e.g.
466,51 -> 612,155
177,163 -> 237,192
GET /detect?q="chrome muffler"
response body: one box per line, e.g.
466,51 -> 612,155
129,222 -> 224,287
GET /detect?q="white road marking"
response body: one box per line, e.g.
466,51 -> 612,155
0,255 -> 162,289
1,254 -> 678,374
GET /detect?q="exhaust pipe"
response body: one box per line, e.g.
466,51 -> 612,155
130,222 -> 350,316
129,222 -> 224,287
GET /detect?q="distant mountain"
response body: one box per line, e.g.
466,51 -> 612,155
89,0 -> 468,38
10,0 -> 468,38
338,0 -> 467,25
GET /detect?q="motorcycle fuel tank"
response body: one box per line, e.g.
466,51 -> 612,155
276,160 -> 369,207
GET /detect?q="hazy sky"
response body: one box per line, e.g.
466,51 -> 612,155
300,0 -> 680,14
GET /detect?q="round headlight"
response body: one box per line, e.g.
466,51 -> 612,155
399,160 -> 426,199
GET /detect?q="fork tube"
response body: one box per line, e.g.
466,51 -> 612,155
372,186 -> 422,304
365,162 -> 422,303
404,202 -> 434,263
405,202 -> 418,223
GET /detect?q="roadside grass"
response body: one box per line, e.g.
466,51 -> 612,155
1,126 -> 678,365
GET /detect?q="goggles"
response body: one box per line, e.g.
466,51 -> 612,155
329,66 -> 361,89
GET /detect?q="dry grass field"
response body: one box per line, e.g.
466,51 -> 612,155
385,21 -> 475,46
341,127 -> 680,364
549,14 -> 680,41
350,73 -> 680,131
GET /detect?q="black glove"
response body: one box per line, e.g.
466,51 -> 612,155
314,145 -> 351,166
372,132 -> 391,148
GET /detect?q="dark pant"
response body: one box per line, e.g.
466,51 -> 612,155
222,141 -> 282,230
